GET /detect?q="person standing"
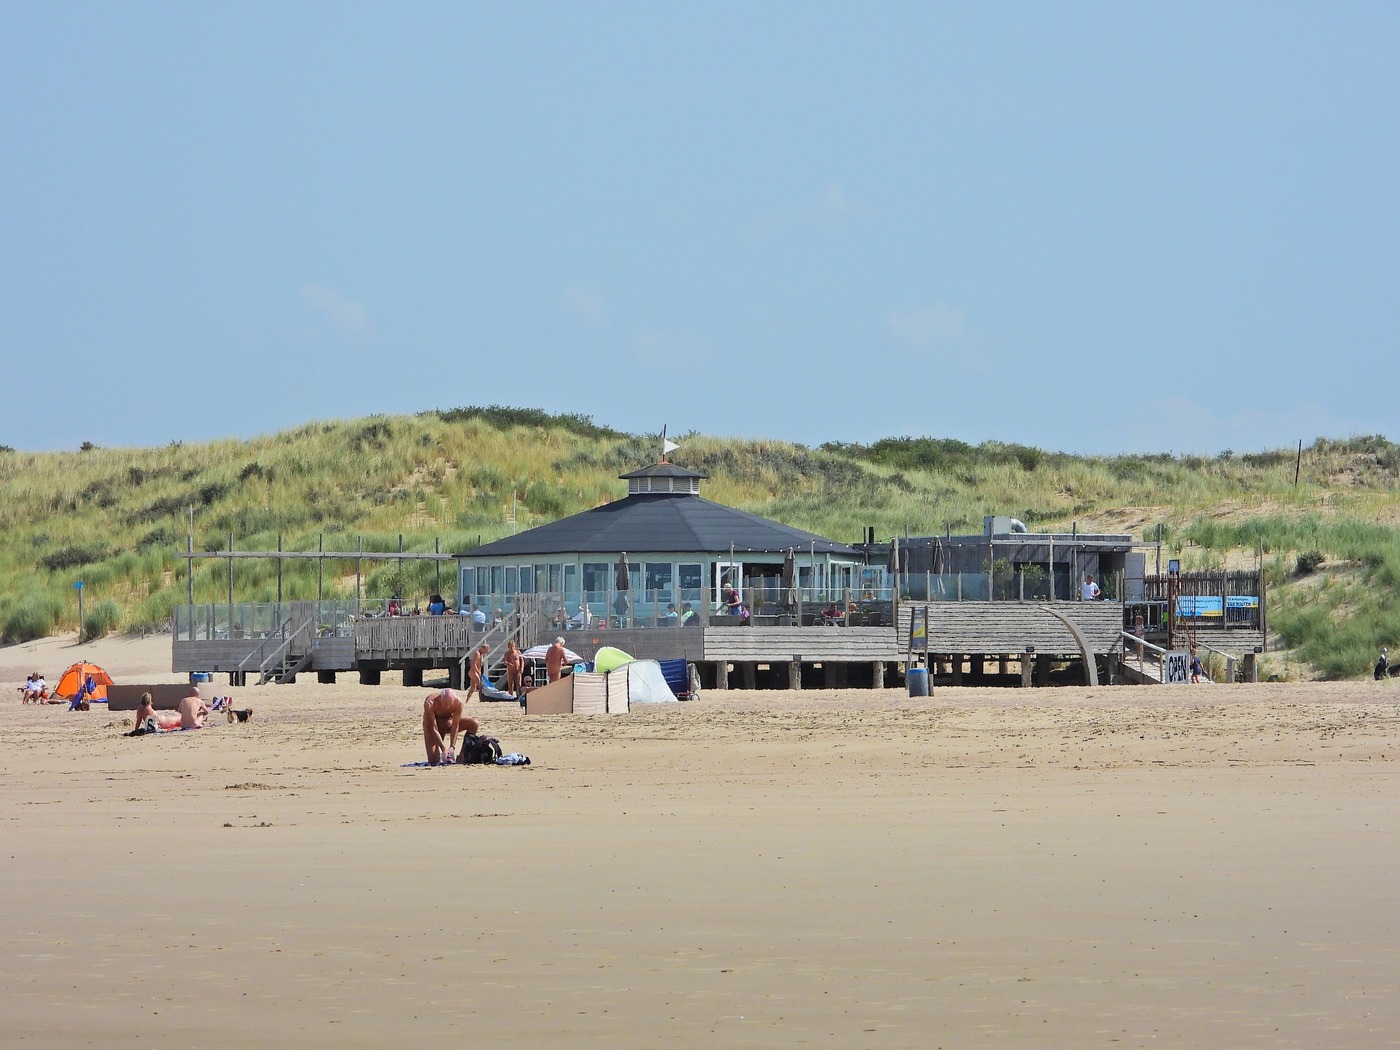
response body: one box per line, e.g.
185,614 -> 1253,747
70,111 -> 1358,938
504,640 -> 524,696
1082,575 -> 1101,601
545,637 -> 567,683
1375,647 -> 1390,681
467,644 -> 488,701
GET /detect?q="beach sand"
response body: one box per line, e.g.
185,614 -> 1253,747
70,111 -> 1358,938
4,632 -> 1400,1047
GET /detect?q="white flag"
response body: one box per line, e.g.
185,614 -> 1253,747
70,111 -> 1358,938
663,438 -> 680,455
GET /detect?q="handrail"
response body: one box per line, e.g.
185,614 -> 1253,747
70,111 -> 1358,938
1121,630 -> 1167,658
237,616 -> 294,673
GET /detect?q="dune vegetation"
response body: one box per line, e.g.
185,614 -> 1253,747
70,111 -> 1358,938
1,407 -> 1396,679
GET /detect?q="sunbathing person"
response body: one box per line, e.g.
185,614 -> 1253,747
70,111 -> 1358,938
421,688 -> 480,764
178,692 -> 210,729
20,673 -> 48,704
135,692 -> 158,730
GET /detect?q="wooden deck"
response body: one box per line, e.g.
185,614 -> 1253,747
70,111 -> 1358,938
174,599 -> 1147,689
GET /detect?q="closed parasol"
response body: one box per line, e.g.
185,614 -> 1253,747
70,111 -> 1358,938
782,547 -> 798,608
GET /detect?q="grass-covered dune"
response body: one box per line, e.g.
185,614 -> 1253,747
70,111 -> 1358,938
1,407 -> 1397,680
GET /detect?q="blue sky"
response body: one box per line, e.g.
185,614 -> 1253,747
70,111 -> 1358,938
3,2 -> 1396,455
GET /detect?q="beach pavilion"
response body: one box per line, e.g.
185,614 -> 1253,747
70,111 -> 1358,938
455,461 -> 865,627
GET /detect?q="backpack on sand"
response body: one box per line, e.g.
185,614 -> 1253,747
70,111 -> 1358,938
456,735 -> 503,765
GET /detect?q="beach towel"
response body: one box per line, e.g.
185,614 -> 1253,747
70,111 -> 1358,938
495,753 -> 531,765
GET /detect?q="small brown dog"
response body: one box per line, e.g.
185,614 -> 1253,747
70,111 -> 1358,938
227,707 -> 254,724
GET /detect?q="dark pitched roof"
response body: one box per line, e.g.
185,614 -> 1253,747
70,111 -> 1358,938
460,493 -> 858,558
618,462 -> 706,480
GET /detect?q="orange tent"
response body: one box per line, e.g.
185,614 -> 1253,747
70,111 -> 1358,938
55,662 -> 112,702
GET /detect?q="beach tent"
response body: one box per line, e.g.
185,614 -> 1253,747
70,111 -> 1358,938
55,662 -> 112,702
604,660 -> 679,707
593,646 -> 634,673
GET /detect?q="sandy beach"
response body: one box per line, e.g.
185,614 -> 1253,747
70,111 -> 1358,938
4,632 -> 1400,1048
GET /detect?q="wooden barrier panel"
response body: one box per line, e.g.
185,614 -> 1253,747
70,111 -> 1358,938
524,676 -> 574,715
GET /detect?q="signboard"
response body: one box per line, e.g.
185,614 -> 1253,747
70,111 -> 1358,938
1174,595 -> 1223,618
909,607 -> 928,645
1226,595 -> 1259,609
1165,651 -> 1190,685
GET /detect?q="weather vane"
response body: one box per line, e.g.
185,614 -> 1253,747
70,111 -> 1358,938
660,425 -> 680,462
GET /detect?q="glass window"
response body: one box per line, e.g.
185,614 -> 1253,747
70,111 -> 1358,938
504,566 -> 519,595
490,565 -> 503,597
519,565 -> 534,593
583,562 -> 610,594
645,562 -> 673,593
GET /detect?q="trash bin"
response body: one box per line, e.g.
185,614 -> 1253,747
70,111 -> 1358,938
190,671 -> 212,684
907,666 -> 929,697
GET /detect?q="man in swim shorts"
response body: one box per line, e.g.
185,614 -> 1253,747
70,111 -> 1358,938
422,688 -> 480,765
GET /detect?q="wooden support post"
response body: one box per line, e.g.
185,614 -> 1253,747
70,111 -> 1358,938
1106,653 -> 1121,686
716,661 -> 729,689
359,668 -> 382,686
317,670 -> 336,685
951,656 -> 963,686
403,667 -> 424,688
788,658 -> 802,691
1021,655 -> 1033,688
1035,655 -> 1050,686
971,655 -> 985,678
741,662 -> 756,690
1243,652 -> 1258,683
872,661 -> 885,689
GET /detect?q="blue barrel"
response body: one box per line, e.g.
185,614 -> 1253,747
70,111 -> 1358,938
190,671 -> 212,684
907,667 -> 929,697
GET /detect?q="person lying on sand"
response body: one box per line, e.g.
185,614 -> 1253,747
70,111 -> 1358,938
422,688 -> 480,765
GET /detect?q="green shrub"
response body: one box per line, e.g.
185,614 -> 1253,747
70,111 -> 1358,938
81,599 -> 121,641
40,544 -> 110,572
3,591 -> 64,643
1296,550 -> 1325,575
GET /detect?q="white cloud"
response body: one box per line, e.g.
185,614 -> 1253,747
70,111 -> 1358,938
561,282 -> 609,327
300,284 -> 373,339
751,183 -> 873,238
888,303 -> 967,350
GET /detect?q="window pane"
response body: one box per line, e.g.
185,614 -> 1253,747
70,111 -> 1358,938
583,563 -> 610,593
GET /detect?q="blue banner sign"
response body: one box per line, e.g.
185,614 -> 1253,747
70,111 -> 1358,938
1226,595 -> 1259,609
1175,596 -> 1223,618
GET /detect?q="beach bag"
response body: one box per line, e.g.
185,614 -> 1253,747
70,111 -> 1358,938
456,735 -> 503,765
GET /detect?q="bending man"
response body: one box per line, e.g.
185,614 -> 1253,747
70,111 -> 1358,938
422,688 -> 480,765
